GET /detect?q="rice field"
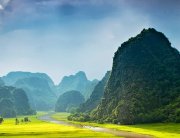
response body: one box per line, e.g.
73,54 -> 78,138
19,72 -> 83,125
0,112 -> 120,138
52,112 -> 180,138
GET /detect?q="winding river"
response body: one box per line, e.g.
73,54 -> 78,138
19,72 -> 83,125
38,113 -> 152,138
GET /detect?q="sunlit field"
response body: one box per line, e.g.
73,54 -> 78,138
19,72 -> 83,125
52,113 -> 180,138
0,112 -> 120,138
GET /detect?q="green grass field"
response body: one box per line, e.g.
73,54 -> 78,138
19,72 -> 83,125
0,112 -> 120,138
52,113 -> 180,138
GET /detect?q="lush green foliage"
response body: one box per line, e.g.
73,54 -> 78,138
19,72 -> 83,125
0,86 -> 35,118
57,71 -> 98,99
78,71 -> 110,113
68,113 -> 91,122
2,72 -> 57,111
93,28 -> 180,124
55,90 -> 85,112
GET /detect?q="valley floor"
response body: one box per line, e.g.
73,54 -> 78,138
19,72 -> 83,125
40,112 -> 151,138
0,112 -> 120,138
52,113 -> 180,138
0,112 -> 179,138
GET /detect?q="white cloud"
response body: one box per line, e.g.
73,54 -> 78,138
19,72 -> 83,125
0,0 -> 11,7
0,4 -> 3,10
0,7 -> 151,84
0,0 -> 179,84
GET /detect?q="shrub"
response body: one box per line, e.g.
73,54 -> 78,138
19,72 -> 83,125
0,117 -> 3,124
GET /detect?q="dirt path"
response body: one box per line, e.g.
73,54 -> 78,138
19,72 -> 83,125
38,113 -> 152,138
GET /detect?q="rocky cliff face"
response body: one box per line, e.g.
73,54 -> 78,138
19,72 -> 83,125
93,28 -> 180,124
79,71 -> 110,113
57,71 -> 98,99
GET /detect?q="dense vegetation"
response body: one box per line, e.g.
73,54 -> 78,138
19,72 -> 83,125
53,112 -> 180,138
92,28 -> 180,124
57,71 -> 98,99
0,86 -> 35,118
78,71 -> 110,113
55,90 -> 85,113
2,72 -> 57,111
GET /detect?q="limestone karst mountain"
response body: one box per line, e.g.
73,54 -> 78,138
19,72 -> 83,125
55,90 -> 85,112
2,72 -> 57,111
93,28 -> 180,124
57,71 -> 98,99
0,86 -> 35,118
78,71 -> 110,113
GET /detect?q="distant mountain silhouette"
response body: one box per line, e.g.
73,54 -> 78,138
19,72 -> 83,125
57,71 -> 98,99
2,72 -> 56,111
2,71 -> 54,88
55,90 -> 85,112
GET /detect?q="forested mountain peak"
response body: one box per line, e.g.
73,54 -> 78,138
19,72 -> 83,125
0,86 -> 35,118
93,28 -> 180,124
55,90 -> 85,113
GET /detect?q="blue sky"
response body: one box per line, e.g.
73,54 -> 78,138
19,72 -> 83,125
0,0 -> 180,84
